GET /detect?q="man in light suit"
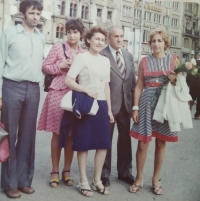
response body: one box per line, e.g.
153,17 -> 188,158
100,25 -> 136,186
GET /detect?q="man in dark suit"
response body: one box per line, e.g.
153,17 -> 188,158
100,25 -> 136,186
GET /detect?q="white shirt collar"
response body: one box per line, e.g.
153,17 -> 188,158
109,45 -> 123,57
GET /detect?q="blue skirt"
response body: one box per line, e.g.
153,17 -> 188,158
72,100 -> 111,151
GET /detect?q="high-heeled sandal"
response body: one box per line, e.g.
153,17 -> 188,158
77,182 -> 93,197
91,179 -> 109,195
62,170 -> 74,186
129,179 -> 143,193
152,179 -> 163,195
49,172 -> 59,188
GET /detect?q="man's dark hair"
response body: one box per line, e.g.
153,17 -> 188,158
19,0 -> 43,15
65,18 -> 85,35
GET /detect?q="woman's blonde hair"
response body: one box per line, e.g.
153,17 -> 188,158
148,28 -> 170,50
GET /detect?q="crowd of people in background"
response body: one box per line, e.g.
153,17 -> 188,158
0,0 -> 195,199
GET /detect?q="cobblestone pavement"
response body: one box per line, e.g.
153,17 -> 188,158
0,87 -> 200,201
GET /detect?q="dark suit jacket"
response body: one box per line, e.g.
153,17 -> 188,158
100,46 -> 136,115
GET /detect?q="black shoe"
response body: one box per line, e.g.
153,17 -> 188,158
118,175 -> 135,185
101,177 -> 110,187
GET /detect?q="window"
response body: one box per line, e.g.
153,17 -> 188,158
164,1 -> 170,8
134,9 -> 141,19
172,2 -> 179,10
172,18 -> 178,27
144,11 -> 151,21
143,30 -> 150,43
56,24 -> 64,40
81,3 -> 89,20
163,16 -> 170,26
123,6 -> 131,17
155,1 -> 161,5
70,0 -> 77,17
61,1 -> 65,15
107,11 -> 112,22
184,38 -> 189,48
185,3 -> 188,10
154,14 -> 161,23
171,36 -> 177,47
97,8 -> 102,19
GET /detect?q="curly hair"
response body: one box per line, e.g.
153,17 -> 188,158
84,26 -> 107,48
148,28 -> 170,50
19,0 -> 43,15
65,18 -> 85,35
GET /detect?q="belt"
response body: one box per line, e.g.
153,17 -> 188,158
145,82 -> 162,87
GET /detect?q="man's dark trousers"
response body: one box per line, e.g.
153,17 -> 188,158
1,78 -> 40,190
102,99 -> 132,178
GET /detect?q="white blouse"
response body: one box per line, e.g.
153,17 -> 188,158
67,51 -> 110,100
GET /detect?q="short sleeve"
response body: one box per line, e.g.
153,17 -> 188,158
67,54 -> 84,78
104,57 -> 110,82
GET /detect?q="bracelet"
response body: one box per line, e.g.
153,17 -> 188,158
132,106 -> 139,110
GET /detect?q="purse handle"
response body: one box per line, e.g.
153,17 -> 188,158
62,44 -> 95,89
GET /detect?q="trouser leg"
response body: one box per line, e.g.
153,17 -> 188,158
116,102 -> 132,178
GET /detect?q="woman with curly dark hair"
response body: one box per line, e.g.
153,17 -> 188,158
37,18 -> 84,188
65,26 -> 114,197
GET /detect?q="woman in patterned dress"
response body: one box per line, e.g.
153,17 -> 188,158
37,19 -> 84,188
129,28 -> 179,195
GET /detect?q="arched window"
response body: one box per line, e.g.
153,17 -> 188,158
70,0 -> 77,17
61,1 -> 65,15
56,24 -> 65,40
81,3 -> 89,20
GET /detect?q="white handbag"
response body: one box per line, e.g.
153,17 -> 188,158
60,65 -> 99,115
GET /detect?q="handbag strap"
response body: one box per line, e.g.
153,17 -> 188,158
62,44 -> 68,59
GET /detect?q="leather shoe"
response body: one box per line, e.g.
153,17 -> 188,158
5,189 -> 21,199
118,175 -> 135,185
18,186 -> 35,194
101,177 -> 110,187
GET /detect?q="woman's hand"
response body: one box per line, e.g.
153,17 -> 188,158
168,71 -> 177,85
86,89 -> 98,99
132,110 -> 139,123
59,58 -> 73,71
108,110 -> 114,123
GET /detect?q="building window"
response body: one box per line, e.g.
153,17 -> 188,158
184,38 -> 189,48
185,2 -> 188,10
81,3 -> 89,20
155,1 -> 161,5
172,2 -> 179,10
163,16 -> 170,26
123,6 -> 131,17
144,11 -> 151,21
172,18 -> 178,27
97,8 -> 102,19
56,24 -> 64,40
171,36 -> 177,47
154,14 -> 161,24
61,1 -> 65,15
143,30 -> 150,43
70,0 -> 77,17
134,9 -> 141,19
164,1 -> 170,8
107,11 -> 112,22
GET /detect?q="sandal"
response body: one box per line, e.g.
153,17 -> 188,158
62,170 -> 74,186
152,179 -> 163,195
129,179 -> 143,193
49,172 -> 59,188
77,182 -> 93,197
91,179 -> 109,195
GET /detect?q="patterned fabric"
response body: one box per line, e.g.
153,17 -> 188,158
130,54 -> 178,143
37,41 -> 84,134
116,51 -> 126,78
42,41 -> 84,91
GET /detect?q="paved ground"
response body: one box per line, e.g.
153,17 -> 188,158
0,86 -> 200,201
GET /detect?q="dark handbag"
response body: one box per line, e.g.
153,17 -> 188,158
43,44 -> 68,92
